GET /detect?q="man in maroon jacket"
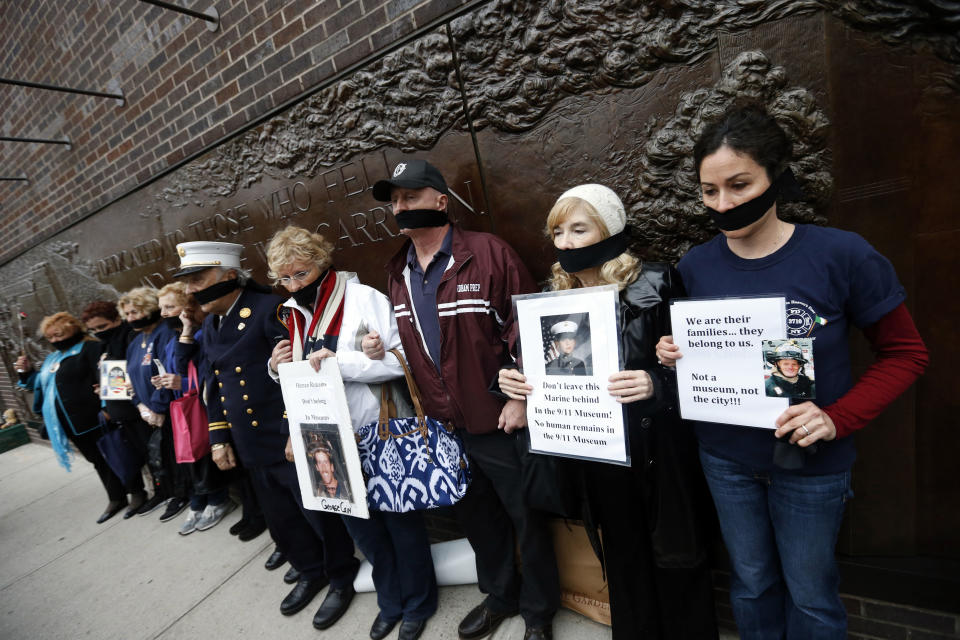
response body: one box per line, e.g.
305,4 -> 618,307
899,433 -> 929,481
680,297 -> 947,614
364,159 -> 560,640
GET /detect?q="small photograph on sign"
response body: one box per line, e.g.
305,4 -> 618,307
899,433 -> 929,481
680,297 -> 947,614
541,312 -> 593,377
762,339 -> 816,400
301,424 -> 354,502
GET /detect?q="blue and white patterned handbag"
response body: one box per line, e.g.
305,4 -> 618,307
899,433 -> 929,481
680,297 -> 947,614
355,350 -> 471,512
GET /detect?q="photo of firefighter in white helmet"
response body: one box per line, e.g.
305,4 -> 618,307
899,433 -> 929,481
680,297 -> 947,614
762,339 -> 816,399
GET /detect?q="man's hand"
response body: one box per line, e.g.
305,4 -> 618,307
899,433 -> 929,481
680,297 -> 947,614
497,398 -> 528,434
361,331 -> 385,360
212,443 -> 237,470
270,339 -> 293,374
284,436 -> 294,462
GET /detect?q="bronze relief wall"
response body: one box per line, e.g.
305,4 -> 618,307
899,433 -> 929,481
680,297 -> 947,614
2,1 -> 958,560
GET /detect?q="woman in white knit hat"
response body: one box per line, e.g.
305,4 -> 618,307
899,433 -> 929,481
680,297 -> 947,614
498,184 -> 718,639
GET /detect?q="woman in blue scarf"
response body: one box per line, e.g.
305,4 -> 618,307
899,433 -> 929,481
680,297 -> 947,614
16,312 -> 128,524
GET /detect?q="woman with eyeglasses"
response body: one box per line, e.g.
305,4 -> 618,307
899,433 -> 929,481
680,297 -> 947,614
267,225 -> 437,640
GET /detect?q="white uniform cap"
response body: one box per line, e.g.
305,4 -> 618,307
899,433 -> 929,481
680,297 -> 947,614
174,241 -> 243,277
556,184 -> 626,235
551,320 -> 578,336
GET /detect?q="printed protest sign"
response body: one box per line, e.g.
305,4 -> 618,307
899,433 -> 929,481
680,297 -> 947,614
514,285 -> 629,465
278,359 -> 369,519
669,297 -> 788,429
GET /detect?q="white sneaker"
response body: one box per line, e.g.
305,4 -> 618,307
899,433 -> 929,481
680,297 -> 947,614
195,501 -> 236,531
179,509 -> 202,536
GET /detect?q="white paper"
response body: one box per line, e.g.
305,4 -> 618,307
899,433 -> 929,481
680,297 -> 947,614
670,297 -> 788,428
278,359 -> 369,519
515,285 -> 628,465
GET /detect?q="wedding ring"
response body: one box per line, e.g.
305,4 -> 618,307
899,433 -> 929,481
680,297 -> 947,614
801,425 -> 811,436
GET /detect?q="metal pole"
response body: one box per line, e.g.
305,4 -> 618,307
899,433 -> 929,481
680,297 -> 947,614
0,136 -> 71,147
0,77 -> 124,103
138,0 -> 220,31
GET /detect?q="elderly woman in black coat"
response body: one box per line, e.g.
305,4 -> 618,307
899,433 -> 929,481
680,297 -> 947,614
16,312 -> 129,523
498,185 -> 718,639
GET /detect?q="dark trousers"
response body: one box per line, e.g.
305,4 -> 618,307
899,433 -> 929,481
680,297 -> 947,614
250,461 -> 359,588
69,429 -> 127,503
343,510 -> 438,622
587,461 -> 718,639
158,418 -> 190,499
187,455 -> 229,511
455,429 -> 560,627
114,418 -> 152,495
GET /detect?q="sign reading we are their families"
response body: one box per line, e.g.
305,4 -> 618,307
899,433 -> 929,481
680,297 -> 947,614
669,296 -> 801,429
514,286 -> 629,466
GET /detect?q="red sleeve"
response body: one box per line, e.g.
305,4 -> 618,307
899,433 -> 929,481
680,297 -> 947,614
823,303 -> 928,439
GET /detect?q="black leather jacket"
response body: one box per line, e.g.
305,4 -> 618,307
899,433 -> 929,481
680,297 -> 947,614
584,262 -> 715,569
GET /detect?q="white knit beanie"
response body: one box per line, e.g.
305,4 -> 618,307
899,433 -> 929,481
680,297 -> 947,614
556,184 -> 626,235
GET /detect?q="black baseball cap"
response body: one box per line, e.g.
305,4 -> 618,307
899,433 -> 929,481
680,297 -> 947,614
372,159 -> 449,202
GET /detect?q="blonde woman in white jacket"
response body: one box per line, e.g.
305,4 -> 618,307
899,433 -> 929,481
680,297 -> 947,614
267,226 -> 437,640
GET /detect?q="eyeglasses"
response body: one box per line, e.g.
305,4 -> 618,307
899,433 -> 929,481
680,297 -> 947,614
277,270 -> 312,285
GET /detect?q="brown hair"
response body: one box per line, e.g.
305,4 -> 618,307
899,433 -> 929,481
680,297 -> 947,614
81,300 -> 120,323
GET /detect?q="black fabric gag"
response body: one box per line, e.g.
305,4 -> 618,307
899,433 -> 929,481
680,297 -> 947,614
93,325 -> 120,342
163,316 -> 183,332
130,310 -> 162,329
192,278 -> 241,305
705,168 -> 803,231
291,271 -> 324,308
555,230 -> 629,274
49,333 -> 84,351
393,209 -> 449,229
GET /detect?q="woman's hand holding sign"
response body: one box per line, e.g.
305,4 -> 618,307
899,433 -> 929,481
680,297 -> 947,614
608,370 -> 653,403
775,402 -> 837,447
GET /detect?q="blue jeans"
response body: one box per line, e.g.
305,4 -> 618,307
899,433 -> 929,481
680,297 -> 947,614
698,448 -> 852,640
343,510 -> 438,622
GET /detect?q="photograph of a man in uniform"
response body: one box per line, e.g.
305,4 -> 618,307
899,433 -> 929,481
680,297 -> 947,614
763,339 -> 816,399
541,313 -> 592,376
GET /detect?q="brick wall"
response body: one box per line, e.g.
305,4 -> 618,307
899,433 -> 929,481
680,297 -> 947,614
0,0 -> 474,267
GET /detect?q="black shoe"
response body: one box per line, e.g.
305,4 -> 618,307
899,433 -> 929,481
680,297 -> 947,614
159,497 -> 189,522
137,493 -> 168,516
399,618 -> 427,640
369,613 -> 398,640
312,585 -> 355,630
280,577 -> 327,616
237,519 -> 267,541
124,492 -> 146,519
97,499 -> 127,524
523,625 -> 553,640
458,603 -> 517,640
228,519 -> 249,536
264,548 -> 286,571
283,566 -> 301,584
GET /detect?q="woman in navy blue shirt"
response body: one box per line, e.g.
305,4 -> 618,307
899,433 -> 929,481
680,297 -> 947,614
656,105 -> 928,639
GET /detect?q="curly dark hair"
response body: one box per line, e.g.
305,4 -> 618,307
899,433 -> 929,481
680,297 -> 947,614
693,103 -> 793,181
81,300 -> 120,323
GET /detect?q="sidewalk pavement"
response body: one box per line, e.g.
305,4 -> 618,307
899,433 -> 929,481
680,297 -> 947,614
0,443 -> 737,639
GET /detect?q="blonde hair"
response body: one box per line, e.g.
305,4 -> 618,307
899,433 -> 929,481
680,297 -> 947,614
157,281 -> 190,307
39,312 -> 89,341
266,226 -> 334,281
117,286 -> 159,315
545,197 -> 640,291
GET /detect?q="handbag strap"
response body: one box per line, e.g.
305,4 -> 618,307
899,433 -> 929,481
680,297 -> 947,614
186,360 -> 200,393
377,348 -> 429,441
